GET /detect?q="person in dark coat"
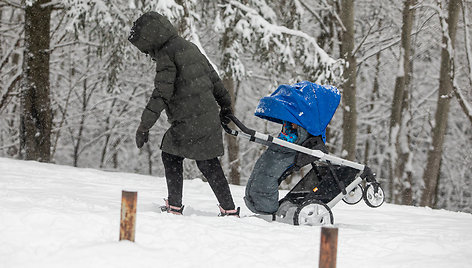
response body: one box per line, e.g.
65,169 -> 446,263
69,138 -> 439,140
128,11 -> 239,216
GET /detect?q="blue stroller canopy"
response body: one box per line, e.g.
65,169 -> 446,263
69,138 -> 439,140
255,81 -> 341,140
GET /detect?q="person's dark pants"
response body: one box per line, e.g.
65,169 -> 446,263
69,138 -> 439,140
162,151 -> 235,210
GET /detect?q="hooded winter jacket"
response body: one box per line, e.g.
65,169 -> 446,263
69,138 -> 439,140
128,12 -> 232,160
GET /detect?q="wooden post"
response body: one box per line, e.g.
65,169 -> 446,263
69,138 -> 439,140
319,227 -> 338,268
119,190 -> 137,242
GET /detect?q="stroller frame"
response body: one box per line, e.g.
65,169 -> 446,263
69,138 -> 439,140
223,115 -> 385,226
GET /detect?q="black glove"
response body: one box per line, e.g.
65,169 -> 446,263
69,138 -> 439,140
135,129 -> 149,149
219,107 -> 233,125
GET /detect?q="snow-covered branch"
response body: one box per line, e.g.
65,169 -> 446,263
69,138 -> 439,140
230,0 -> 336,64
227,0 -> 343,84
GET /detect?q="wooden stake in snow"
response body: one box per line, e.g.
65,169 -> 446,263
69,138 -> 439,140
119,190 -> 137,242
319,227 -> 338,268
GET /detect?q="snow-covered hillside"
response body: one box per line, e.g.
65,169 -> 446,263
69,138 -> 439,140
1,157 -> 471,268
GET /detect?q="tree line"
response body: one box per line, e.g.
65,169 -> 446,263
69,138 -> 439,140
0,0 -> 471,212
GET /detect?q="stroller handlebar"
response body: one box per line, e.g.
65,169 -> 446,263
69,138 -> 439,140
222,114 -> 256,136
229,114 -> 256,136
222,114 -> 368,172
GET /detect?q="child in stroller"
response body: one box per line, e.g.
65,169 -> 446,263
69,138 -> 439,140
223,81 -> 385,226
243,120 -> 325,216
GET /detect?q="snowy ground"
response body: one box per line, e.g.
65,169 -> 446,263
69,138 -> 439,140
1,157 -> 471,268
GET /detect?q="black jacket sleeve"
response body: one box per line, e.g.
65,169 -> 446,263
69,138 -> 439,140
139,53 -> 176,131
207,60 -> 232,110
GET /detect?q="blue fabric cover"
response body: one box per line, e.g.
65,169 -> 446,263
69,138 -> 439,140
255,81 -> 341,141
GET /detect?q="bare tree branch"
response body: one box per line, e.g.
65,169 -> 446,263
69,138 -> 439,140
451,82 -> 472,124
0,0 -> 23,9
448,0 -> 472,125
460,0 -> 472,85
0,29 -> 23,70
0,66 -> 21,112
299,0 -> 330,34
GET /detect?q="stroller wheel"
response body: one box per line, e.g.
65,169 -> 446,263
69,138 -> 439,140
342,184 -> 364,205
276,200 -> 297,218
275,200 -> 298,224
293,200 -> 334,226
363,183 -> 385,208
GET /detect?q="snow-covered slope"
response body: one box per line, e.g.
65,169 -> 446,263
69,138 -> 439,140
1,157 -> 471,268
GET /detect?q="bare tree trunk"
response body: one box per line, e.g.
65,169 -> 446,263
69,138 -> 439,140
219,1 -> 244,185
100,99 -> 117,168
0,6 -> 2,59
100,133 -> 111,168
400,52 -> 416,206
112,138 -> 120,169
389,0 -> 416,136
223,77 -> 240,185
389,0 -> 417,204
365,48 -> 381,165
146,143 -> 153,175
73,51 -> 95,167
340,0 -> 357,161
73,78 -> 88,167
320,9 -> 337,144
421,0 -> 461,207
20,0 -> 52,162
175,0 -> 193,39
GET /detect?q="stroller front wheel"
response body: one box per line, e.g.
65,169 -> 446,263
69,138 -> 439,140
342,184 -> 364,205
363,183 -> 385,208
293,200 -> 334,226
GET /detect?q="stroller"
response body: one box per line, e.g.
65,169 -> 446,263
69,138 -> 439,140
222,81 -> 385,226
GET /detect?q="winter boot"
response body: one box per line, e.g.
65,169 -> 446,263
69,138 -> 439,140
160,199 -> 184,215
218,205 -> 240,217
